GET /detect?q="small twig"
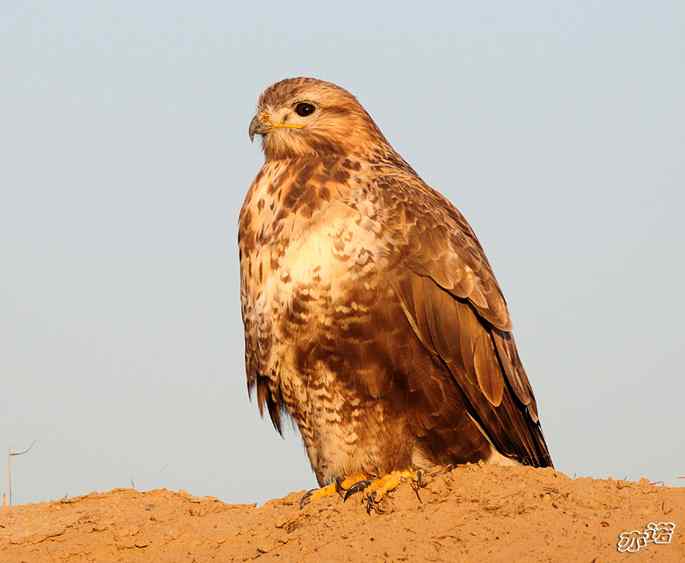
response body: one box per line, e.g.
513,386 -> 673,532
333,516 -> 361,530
7,441 -> 37,506
9,442 -> 37,458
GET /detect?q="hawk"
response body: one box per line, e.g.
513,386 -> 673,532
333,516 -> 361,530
239,77 -> 552,507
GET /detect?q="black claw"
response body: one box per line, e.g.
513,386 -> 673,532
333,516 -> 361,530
411,469 -> 426,503
411,483 -> 423,503
365,491 -> 385,514
343,479 -> 373,502
299,488 -> 317,509
365,491 -> 376,514
334,477 -> 347,498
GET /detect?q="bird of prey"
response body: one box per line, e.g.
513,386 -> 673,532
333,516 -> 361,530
239,77 -> 552,508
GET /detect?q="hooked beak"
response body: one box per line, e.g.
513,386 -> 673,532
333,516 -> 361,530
249,111 -> 306,142
248,113 -> 271,142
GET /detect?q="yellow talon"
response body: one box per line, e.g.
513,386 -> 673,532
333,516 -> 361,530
364,470 -> 413,500
300,469 -> 424,512
300,473 -> 368,507
360,469 -> 422,510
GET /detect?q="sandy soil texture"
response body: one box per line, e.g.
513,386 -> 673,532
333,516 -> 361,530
1,464 -> 683,562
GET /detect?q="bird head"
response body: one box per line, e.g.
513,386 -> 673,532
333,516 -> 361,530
249,77 -> 390,160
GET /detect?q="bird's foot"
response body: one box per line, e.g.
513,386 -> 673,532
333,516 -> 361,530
299,473 -> 368,508
343,469 -> 425,514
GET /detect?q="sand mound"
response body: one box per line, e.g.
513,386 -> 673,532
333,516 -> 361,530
1,465 -> 683,562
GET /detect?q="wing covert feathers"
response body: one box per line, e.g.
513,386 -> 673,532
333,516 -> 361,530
394,274 -> 552,468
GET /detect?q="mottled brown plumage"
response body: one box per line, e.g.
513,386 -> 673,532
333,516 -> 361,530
239,77 -> 552,486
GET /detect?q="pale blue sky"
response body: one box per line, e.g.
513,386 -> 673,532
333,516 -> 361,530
1,2 -> 683,505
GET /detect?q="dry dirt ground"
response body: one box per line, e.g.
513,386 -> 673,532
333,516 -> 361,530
1,464 -> 683,562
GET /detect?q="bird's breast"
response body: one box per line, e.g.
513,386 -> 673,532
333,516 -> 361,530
240,162 -> 384,307
239,160 -> 392,406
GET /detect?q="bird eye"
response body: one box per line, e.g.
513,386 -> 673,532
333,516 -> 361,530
294,102 -> 315,117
